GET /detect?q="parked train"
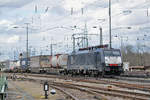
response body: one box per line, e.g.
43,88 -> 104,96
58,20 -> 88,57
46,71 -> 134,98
1,45 -> 123,76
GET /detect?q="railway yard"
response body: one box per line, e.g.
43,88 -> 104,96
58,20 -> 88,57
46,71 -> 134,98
3,73 -> 150,100
1,1 -> 150,100
1,44 -> 150,100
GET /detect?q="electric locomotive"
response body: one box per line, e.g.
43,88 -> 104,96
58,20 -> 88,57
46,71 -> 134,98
65,45 -> 123,76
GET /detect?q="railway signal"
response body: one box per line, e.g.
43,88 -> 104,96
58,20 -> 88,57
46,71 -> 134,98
43,81 -> 49,99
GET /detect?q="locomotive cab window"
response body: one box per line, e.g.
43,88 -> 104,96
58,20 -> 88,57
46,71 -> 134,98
112,51 -> 121,56
104,50 -> 112,56
104,50 -> 121,56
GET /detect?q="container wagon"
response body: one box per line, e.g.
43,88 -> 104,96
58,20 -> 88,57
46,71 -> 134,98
29,54 -> 68,74
20,58 -> 29,72
48,54 -> 68,74
29,55 -> 50,73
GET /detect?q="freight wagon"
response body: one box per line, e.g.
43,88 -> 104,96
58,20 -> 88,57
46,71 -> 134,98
1,60 -> 19,73
49,54 -> 68,74
20,58 -> 29,72
11,60 -> 20,73
0,60 -> 10,72
29,55 -> 50,73
29,54 -> 68,74
2,58 -> 27,73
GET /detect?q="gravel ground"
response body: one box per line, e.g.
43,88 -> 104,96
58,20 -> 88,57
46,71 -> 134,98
7,80 -> 67,100
7,80 -> 34,100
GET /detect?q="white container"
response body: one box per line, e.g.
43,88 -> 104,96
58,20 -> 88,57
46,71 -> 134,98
57,54 -> 68,68
40,55 -> 51,68
30,56 -> 40,68
16,61 -> 20,68
51,56 -> 59,67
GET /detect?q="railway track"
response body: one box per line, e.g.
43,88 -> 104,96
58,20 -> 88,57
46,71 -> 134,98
78,78 -> 150,92
113,75 -> 150,83
7,73 -> 150,100
50,85 -> 80,100
52,82 -> 150,100
50,85 -> 106,100
27,77 -> 107,100
12,73 -> 150,84
13,73 -> 150,91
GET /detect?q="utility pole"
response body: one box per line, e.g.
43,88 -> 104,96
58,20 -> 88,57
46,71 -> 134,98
72,34 -> 75,53
25,23 -> 29,67
120,36 -> 123,51
109,0 -> 112,49
50,44 -> 53,56
50,44 -> 56,56
99,27 -> 103,45
93,26 -> 103,45
14,50 -> 16,60
84,22 -> 88,48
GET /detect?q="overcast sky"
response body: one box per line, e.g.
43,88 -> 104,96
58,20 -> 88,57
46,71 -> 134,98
0,0 -> 150,60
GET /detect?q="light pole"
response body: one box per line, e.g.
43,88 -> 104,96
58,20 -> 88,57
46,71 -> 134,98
143,34 -> 147,66
114,35 -> 128,50
13,23 -> 30,68
93,26 -> 103,45
72,34 -> 75,53
114,35 -> 128,61
109,0 -> 112,49
136,37 -> 140,66
25,23 -> 29,67
100,27 -> 103,45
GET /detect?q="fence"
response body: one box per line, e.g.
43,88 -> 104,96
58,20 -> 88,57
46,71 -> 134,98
0,75 -> 7,100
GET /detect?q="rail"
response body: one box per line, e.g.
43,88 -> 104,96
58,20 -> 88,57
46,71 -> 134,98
11,75 -> 150,100
50,85 -> 80,100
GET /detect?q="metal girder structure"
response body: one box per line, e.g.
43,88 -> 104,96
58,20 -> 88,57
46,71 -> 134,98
72,33 -> 98,53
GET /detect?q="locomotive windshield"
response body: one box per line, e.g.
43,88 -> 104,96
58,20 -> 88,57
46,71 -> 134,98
104,50 -> 121,56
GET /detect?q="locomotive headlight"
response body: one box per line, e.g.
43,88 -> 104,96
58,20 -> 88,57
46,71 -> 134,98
104,57 -> 109,63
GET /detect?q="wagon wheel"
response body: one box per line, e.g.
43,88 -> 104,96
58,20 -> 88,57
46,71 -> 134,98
101,70 -> 105,78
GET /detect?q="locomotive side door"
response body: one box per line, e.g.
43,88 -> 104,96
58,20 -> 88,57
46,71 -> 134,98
95,52 -> 102,71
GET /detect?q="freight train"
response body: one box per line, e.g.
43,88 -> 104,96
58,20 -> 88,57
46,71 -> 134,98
1,45 -> 123,76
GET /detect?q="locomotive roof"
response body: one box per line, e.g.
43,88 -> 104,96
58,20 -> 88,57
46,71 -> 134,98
70,48 -> 120,55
